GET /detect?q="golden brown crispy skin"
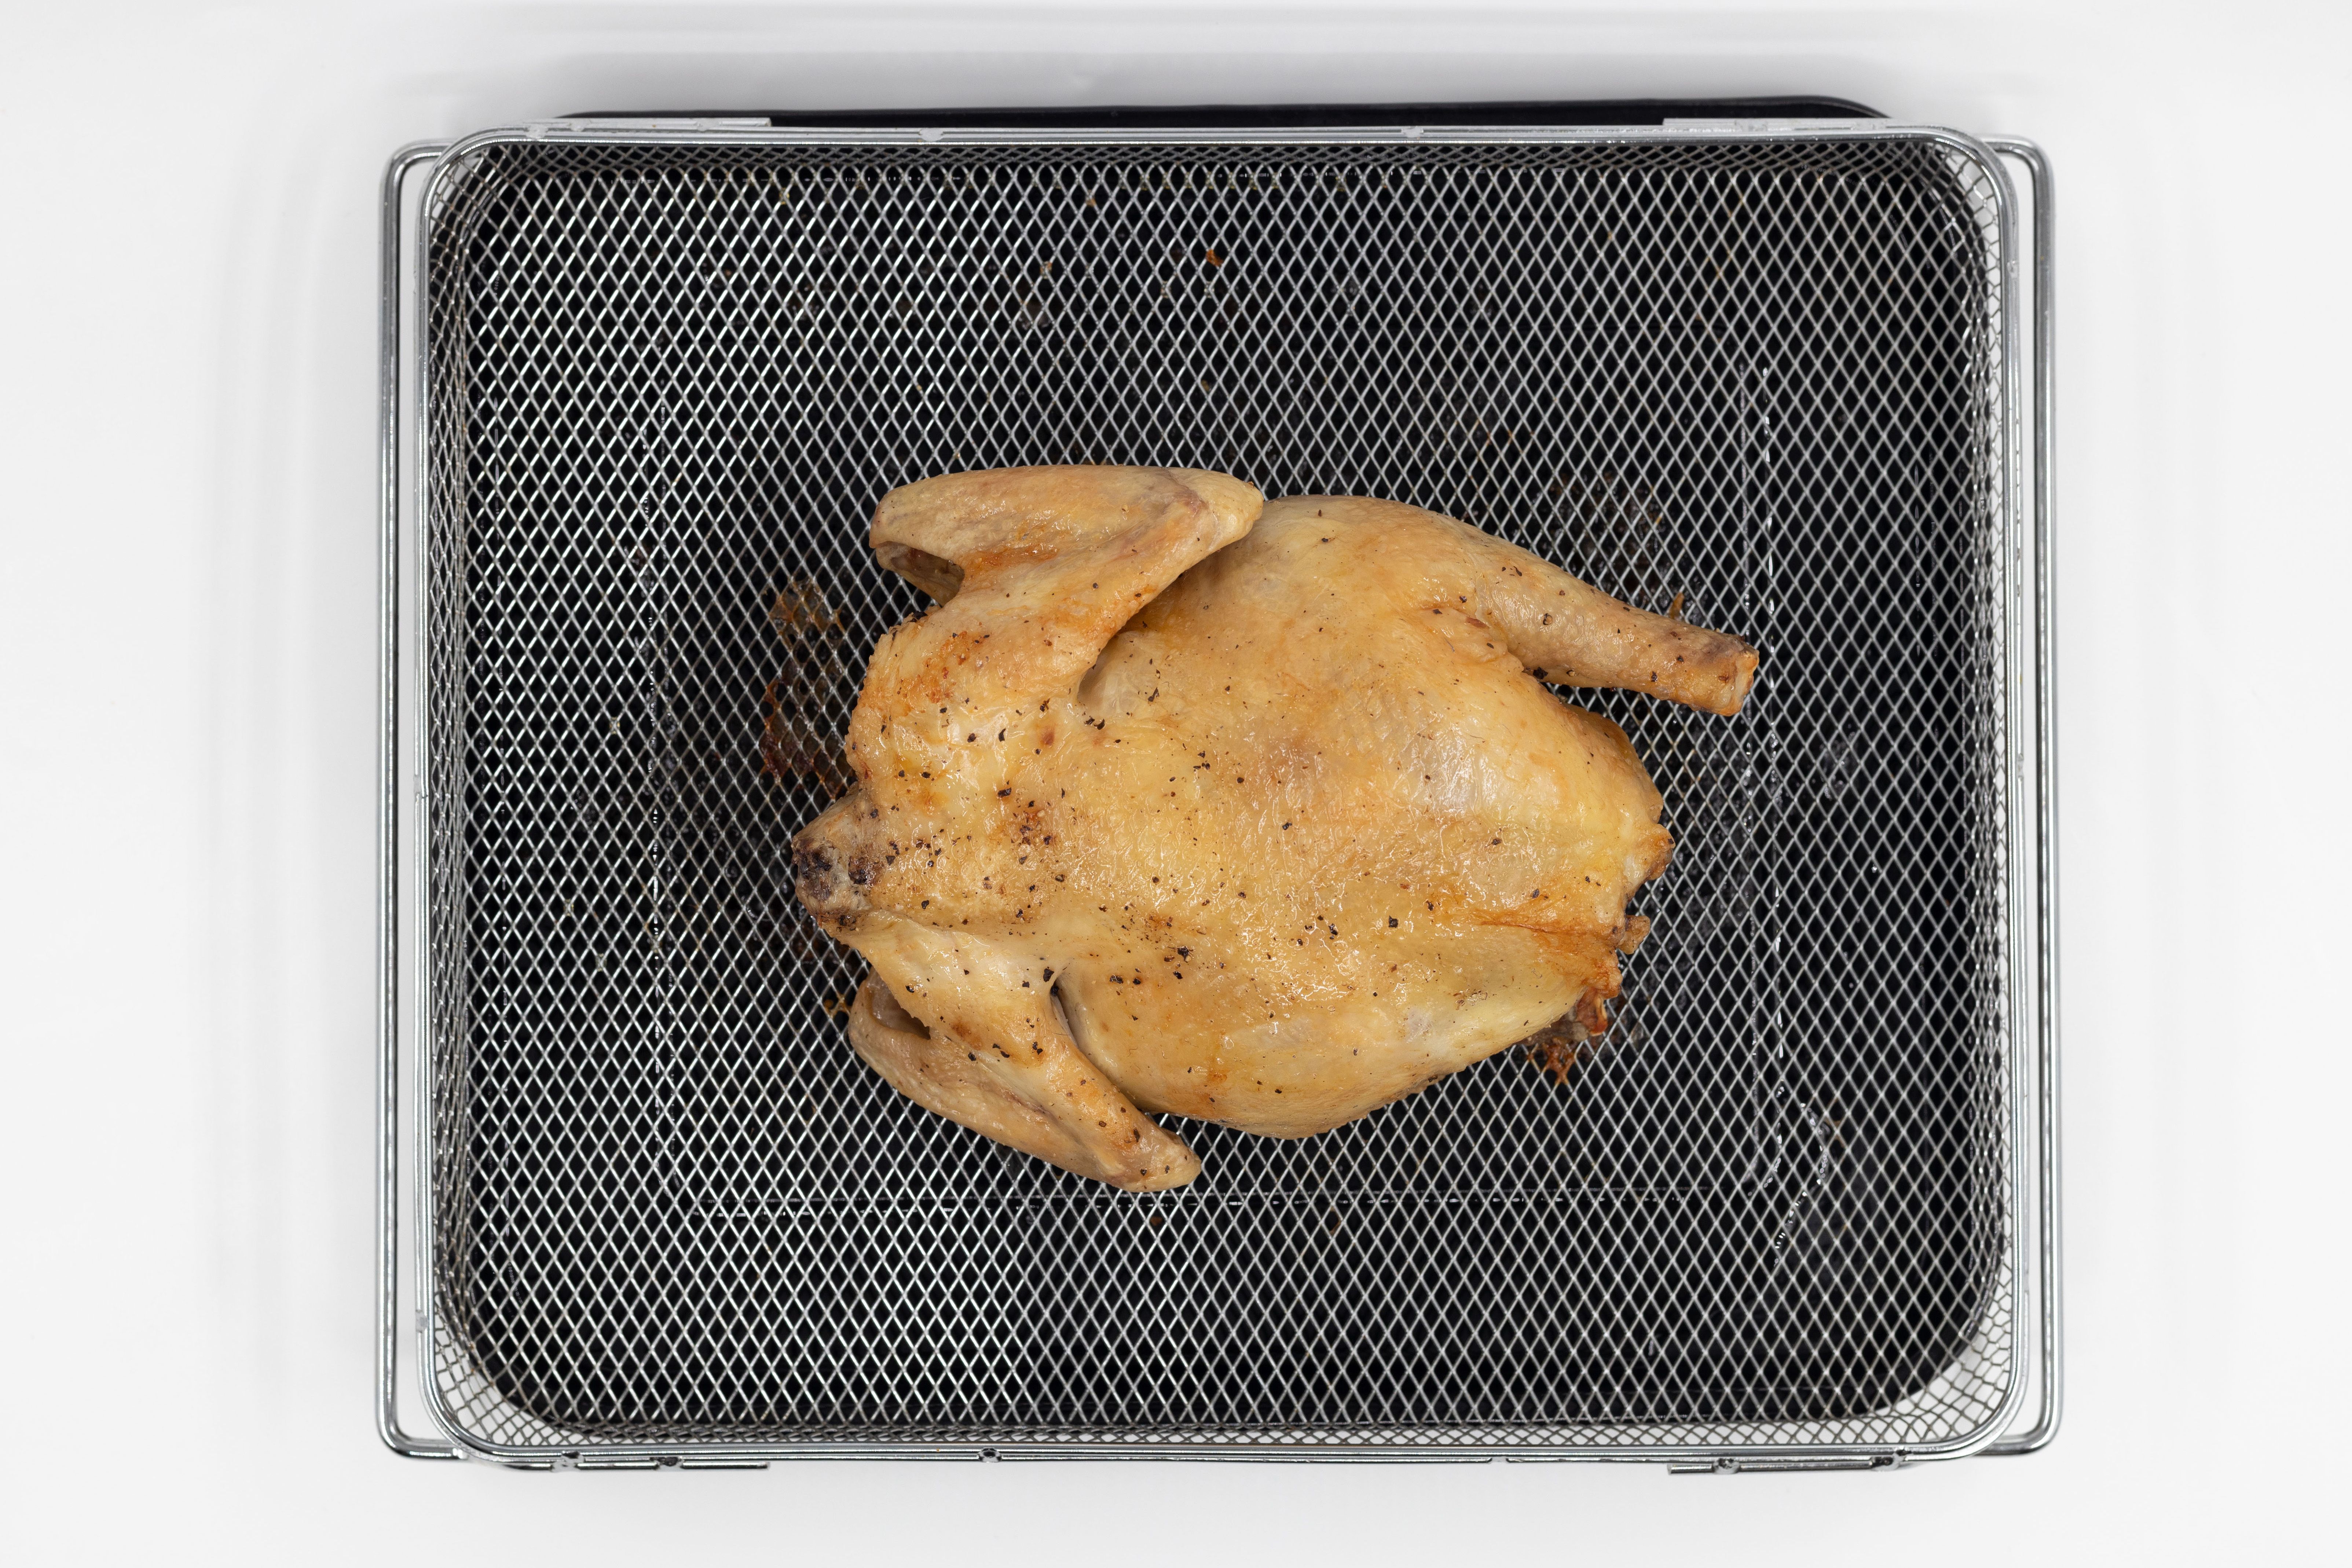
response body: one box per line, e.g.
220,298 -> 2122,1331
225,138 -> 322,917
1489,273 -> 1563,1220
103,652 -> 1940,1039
792,472 -> 1756,1189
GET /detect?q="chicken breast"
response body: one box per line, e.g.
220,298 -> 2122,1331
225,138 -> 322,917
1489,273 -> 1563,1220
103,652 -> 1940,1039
791,466 -> 1757,1190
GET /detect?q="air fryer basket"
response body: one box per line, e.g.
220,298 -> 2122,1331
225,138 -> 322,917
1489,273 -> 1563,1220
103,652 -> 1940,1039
380,116 -> 2055,1466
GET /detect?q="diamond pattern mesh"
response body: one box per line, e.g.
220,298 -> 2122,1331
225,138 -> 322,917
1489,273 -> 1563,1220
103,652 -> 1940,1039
419,132 -> 2015,1457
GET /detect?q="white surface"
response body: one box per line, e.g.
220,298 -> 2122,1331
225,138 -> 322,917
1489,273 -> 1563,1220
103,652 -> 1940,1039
2,1 -> 2345,1561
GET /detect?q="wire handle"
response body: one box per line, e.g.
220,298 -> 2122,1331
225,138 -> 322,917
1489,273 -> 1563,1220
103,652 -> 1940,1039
1981,135 -> 2061,1458
379,139 -> 461,1461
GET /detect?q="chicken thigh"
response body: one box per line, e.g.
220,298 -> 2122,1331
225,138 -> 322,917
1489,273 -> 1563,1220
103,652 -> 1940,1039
790,466 -> 1757,1190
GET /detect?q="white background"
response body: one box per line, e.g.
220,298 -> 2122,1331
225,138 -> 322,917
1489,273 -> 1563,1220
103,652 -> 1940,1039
4,1 -> 2345,1561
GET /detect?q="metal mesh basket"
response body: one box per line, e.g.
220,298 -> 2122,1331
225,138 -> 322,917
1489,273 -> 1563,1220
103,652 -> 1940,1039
380,116 -> 2055,1468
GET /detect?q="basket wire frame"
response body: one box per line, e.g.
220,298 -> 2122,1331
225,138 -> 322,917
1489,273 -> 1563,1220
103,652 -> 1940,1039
381,122 -> 2052,1466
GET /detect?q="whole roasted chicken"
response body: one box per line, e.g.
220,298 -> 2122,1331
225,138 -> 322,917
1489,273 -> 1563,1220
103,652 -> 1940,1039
790,467 -> 1756,1190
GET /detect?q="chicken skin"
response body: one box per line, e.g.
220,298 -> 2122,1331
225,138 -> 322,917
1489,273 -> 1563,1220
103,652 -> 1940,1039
791,467 -> 1757,1190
